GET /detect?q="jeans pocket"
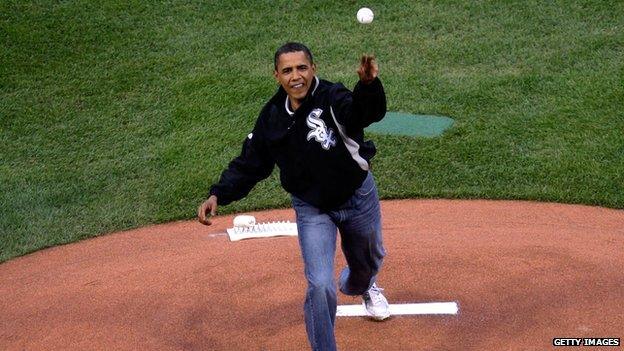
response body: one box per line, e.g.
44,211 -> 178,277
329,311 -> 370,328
355,172 -> 375,197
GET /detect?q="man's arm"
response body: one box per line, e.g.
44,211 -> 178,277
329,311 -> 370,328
331,55 -> 387,131
198,116 -> 275,225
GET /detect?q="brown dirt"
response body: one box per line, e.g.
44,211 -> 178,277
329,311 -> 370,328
1,199 -> 623,351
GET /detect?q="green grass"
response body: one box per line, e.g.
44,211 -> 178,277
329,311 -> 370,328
1,0 -> 623,262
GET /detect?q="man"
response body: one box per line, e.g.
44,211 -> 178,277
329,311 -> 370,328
198,42 -> 389,351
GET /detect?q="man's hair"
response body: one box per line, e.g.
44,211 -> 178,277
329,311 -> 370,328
274,42 -> 314,70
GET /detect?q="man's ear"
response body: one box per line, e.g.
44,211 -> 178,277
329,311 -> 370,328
273,70 -> 279,82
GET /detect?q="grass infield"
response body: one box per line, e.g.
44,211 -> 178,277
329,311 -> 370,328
1,1 -> 623,262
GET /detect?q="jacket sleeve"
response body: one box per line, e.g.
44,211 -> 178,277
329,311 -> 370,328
208,116 -> 275,206
331,77 -> 387,131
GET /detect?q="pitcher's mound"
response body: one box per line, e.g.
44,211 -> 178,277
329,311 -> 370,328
1,199 -> 622,350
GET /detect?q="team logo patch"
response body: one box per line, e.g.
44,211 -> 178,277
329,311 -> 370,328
306,108 -> 336,150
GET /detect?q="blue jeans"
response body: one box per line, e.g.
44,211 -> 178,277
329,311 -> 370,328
291,172 -> 386,351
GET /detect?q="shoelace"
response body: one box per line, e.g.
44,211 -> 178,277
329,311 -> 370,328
366,285 -> 385,304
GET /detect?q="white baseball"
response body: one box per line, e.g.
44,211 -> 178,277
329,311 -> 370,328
233,215 -> 256,228
356,7 -> 374,24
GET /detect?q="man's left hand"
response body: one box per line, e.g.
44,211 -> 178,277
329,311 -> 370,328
357,55 -> 379,84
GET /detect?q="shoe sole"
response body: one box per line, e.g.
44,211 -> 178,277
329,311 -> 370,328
368,314 -> 390,321
366,310 -> 391,321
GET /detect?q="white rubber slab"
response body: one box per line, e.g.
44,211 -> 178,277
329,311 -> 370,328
336,302 -> 458,317
226,221 -> 298,241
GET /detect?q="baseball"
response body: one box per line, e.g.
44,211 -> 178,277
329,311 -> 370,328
233,215 -> 256,228
356,7 -> 374,24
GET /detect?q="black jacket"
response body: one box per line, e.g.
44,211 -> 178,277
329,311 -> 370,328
209,76 -> 386,210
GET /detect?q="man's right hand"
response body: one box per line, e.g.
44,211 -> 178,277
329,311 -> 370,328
198,195 -> 218,225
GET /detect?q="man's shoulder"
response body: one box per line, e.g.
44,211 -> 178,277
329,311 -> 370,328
317,78 -> 350,97
257,103 -> 281,127
318,78 -> 345,89
262,89 -> 285,115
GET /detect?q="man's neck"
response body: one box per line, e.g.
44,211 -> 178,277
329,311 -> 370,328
289,97 -> 303,111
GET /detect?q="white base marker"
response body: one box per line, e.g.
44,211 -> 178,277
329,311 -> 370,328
336,302 -> 458,317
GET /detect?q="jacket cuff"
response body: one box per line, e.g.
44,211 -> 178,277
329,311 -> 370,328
356,77 -> 382,91
208,186 -> 219,199
209,186 -> 233,206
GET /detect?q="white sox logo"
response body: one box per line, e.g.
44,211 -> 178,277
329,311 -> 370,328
306,108 -> 336,150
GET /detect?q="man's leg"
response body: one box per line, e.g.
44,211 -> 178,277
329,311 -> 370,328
335,172 -> 386,296
292,196 -> 338,351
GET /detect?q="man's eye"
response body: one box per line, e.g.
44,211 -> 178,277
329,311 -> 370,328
298,66 -> 308,71
283,68 -> 292,74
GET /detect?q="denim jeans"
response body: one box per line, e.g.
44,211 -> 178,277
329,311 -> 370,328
291,172 -> 386,351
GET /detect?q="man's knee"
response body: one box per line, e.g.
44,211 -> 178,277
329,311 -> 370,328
307,274 -> 336,294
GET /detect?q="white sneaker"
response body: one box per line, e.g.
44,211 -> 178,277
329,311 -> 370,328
362,283 -> 390,320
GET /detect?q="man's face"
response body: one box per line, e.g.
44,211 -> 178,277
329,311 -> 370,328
274,51 -> 316,109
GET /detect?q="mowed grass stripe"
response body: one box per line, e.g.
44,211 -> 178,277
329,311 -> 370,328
1,1 -> 622,261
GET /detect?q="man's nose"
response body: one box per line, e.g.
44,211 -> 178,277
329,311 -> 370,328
292,70 -> 301,80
